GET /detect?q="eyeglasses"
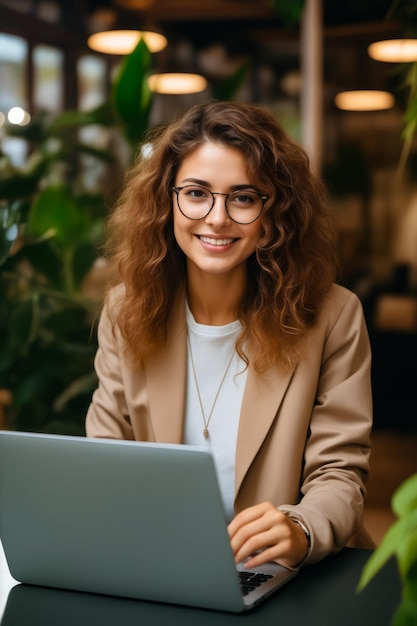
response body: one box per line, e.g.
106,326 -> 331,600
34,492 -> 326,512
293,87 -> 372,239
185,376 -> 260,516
172,185 -> 268,225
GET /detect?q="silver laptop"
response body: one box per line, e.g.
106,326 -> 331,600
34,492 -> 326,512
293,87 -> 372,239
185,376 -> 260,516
0,431 -> 297,612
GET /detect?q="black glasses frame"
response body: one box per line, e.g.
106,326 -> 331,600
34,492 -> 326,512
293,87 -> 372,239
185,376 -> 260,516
172,185 -> 268,225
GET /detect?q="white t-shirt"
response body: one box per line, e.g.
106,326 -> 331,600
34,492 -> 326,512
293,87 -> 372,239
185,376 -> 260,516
184,303 -> 248,522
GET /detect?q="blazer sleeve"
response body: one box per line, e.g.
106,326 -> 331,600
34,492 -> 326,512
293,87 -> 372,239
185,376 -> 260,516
85,300 -> 136,440
279,290 -> 373,565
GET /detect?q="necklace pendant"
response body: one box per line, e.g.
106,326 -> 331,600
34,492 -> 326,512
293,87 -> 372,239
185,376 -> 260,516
203,428 -> 209,439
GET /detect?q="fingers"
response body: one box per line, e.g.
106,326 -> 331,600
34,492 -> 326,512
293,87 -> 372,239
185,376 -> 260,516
228,502 -> 308,569
228,503 -> 288,566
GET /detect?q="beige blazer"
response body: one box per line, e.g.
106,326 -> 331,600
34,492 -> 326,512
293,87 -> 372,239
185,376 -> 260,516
86,283 -> 373,565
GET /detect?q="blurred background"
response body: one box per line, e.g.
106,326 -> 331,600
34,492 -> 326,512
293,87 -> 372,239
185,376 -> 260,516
0,0 -> 416,543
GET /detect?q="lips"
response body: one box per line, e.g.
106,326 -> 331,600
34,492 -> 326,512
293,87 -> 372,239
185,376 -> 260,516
198,236 -> 236,246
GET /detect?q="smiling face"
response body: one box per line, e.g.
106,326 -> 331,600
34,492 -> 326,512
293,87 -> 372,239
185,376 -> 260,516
173,141 -> 263,285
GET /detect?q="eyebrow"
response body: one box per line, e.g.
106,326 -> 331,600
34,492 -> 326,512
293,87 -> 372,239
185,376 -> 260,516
180,178 -> 257,191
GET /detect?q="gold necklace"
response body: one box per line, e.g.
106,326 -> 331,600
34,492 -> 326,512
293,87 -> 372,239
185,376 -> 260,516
187,336 -> 235,439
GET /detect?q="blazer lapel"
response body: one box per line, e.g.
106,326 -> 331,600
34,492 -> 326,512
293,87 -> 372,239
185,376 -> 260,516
143,295 -> 187,443
234,362 -> 295,497
143,294 -> 296,489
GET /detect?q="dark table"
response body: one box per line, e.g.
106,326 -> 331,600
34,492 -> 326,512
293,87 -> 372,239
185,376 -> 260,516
0,545 -> 401,626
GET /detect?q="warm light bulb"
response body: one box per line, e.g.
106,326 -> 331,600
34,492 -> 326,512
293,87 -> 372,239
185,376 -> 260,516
8,107 -> 31,125
368,39 -> 417,63
87,30 -> 167,55
334,90 -> 395,111
148,73 -> 207,94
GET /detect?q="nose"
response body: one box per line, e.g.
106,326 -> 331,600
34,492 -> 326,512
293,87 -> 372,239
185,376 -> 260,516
205,193 -> 230,225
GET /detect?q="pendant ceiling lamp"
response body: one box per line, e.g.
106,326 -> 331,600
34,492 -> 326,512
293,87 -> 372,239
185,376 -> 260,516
148,72 -> 208,95
335,90 -> 395,111
87,29 -> 167,55
368,39 -> 417,63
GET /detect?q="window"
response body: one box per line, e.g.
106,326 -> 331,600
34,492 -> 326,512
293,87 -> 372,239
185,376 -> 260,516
33,44 -> 64,113
0,33 -> 28,165
77,55 -> 109,191
77,55 -> 107,111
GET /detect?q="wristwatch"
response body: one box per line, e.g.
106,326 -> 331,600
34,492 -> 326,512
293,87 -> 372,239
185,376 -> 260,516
290,517 -> 311,548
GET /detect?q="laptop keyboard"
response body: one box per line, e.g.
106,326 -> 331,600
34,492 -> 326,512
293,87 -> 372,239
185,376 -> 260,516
237,570 -> 273,596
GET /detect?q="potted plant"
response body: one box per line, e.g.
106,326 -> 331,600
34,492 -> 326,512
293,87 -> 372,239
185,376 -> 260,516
358,473 -> 417,625
0,39 -> 154,435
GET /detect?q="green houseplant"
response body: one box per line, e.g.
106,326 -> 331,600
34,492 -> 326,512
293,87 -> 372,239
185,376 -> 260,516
357,4 -> 417,622
0,39 -> 154,435
358,473 -> 417,625
382,0 -> 417,179
0,36 -> 250,435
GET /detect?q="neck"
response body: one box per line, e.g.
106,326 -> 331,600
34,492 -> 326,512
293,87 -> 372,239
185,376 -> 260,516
186,267 -> 246,326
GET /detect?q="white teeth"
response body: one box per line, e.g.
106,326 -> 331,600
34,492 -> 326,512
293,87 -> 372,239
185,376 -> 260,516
199,236 -> 234,246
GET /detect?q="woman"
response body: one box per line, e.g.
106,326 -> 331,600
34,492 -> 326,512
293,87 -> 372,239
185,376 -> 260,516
86,101 -> 373,571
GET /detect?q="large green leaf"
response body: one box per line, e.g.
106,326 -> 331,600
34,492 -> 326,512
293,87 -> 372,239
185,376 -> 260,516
111,38 -> 153,146
393,600 -> 417,626
49,102 -> 116,131
357,516 -> 410,591
0,296 -> 39,372
27,185 -> 89,247
76,142 -> 115,163
358,471 -> 417,626
72,240 -> 101,290
9,238 -> 63,288
396,515 -> 417,579
393,474 -> 417,517
392,563 -> 417,626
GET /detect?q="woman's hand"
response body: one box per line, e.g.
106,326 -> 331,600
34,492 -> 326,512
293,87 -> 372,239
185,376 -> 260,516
227,501 -> 309,570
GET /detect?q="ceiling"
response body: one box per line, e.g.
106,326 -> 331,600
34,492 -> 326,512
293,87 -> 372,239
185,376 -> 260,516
73,0 -> 404,89
0,1 -> 407,59
84,0 -> 396,27
81,1 -> 400,46
0,0 -> 412,100
0,1 -> 414,174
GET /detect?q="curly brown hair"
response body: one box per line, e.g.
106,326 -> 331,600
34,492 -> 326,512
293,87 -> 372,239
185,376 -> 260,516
105,101 -> 337,372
